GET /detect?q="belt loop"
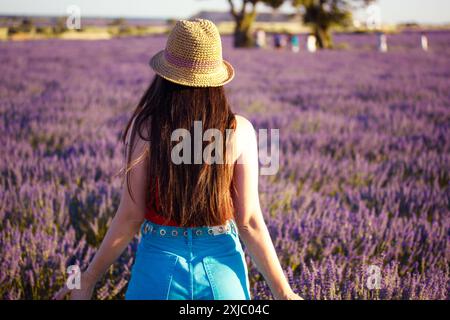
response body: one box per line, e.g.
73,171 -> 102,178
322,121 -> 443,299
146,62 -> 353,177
231,219 -> 238,236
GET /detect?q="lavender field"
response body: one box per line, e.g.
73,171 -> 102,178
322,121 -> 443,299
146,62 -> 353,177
0,31 -> 449,299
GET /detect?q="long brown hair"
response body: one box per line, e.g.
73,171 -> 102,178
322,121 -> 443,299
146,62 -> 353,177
121,75 -> 237,227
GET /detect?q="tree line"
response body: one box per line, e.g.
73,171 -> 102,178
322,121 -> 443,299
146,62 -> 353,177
226,0 -> 375,49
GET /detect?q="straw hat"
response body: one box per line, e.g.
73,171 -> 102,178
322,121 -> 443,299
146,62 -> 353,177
149,19 -> 234,87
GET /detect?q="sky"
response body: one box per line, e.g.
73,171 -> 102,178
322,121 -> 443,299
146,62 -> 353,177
0,0 -> 449,24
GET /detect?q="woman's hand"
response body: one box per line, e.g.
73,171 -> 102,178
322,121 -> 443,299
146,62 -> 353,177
53,271 -> 98,300
274,289 -> 304,300
283,291 -> 304,300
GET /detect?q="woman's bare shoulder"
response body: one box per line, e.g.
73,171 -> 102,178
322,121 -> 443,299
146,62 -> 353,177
234,114 -> 255,136
229,114 -> 257,163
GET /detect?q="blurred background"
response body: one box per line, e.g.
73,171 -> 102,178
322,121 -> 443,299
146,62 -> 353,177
1,0 -> 450,42
0,1 -> 448,300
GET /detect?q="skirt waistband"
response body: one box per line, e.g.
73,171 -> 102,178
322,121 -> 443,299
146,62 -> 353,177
141,219 -> 238,237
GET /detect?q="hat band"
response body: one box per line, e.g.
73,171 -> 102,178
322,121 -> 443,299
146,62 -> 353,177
164,50 -> 221,70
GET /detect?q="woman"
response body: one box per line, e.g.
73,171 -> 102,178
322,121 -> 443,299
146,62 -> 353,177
55,19 -> 302,300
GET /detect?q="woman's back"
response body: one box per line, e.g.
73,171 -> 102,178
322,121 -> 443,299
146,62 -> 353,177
142,114 -> 256,227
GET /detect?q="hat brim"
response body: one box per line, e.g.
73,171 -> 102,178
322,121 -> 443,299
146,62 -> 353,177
149,50 -> 235,87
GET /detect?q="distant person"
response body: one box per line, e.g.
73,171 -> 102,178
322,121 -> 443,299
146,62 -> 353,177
306,34 -> 317,53
255,28 -> 266,48
421,33 -> 429,51
273,33 -> 282,49
378,32 -> 388,52
280,33 -> 288,48
290,34 -> 300,53
274,33 -> 288,50
54,18 -> 302,301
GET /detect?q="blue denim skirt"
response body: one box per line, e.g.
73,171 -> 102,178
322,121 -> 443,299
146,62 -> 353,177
125,219 -> 251,300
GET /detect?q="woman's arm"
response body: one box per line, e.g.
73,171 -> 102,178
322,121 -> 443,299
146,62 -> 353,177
232,115 -> 302,300
55,121 -> 149,300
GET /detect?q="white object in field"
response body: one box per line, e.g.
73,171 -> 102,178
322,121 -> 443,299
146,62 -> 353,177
307,35 -> 317,52
378,34 -> 388,52
279,34 -> 287,48
421,34 -> 428,51
255,29 -> 266,48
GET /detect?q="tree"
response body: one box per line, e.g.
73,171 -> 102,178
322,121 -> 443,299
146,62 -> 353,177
8,17 -> 34,35
19,18 -> 34,33
109,18 -> 127,27
227,0 -> 284,47
292,0 -> 374,49
52,17 -> 68,34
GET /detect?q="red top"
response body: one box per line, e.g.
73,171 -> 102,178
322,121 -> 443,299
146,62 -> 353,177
145,176 -> 179,226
